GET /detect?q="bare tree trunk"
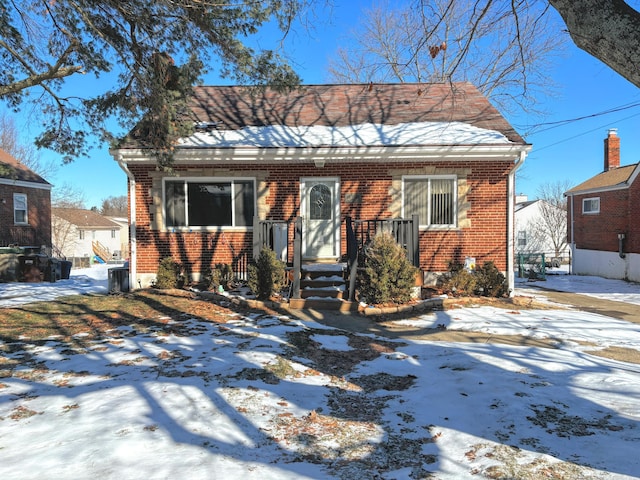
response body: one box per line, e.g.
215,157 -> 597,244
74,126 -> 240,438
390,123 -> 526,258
549,0 -> 640,88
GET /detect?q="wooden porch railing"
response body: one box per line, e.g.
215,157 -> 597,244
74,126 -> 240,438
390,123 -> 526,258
92,240 -> 111,263
345,215 -> 420,301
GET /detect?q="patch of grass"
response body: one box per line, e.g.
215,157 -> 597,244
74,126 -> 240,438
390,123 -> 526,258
9,405 -> 42,420
0,289 -> 233,347
285,328 -> 404,377
468,443 -> 603,479
264,356 -> 298,380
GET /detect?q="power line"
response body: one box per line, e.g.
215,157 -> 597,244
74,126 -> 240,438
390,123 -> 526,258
531,110 -> 640,153
516,100 -> 640,136
513,98 -> 640,154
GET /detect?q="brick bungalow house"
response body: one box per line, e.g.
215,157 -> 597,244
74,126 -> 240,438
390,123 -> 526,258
111,82 -> 531,297
0,148 -> 52,249
565,129 -> 640,281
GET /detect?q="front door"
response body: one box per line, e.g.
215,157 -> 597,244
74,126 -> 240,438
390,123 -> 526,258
301,178 -> 340,259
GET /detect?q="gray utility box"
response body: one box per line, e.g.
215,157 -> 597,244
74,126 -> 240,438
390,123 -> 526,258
108,267 -> 130,293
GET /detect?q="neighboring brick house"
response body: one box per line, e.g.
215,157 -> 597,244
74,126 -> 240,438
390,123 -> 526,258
52,207 -> 122,267
565,129 -> 640,281
0,148 -> 52,249
111,82 -> 531,293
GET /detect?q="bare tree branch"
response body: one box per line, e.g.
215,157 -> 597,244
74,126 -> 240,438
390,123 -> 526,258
328,0 -> 564,115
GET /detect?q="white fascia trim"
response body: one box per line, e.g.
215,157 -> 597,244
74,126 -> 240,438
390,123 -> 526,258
113,144 -> 532,164
565,183 -> 629,197
0,178 -> 52,190
629,163 -> 640,185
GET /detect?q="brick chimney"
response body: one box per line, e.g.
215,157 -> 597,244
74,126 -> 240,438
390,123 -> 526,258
604,128 -> 620,171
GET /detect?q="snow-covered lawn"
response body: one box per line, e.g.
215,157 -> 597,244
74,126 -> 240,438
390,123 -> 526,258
519,267 -> 640,306
0,266 -> 639,479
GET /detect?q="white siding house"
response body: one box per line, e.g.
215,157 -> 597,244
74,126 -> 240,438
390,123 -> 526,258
515,195 -> 569,261
52,208 -> 122,266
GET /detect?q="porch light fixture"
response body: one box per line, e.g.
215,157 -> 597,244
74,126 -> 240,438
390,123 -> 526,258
314,159 -> 326,168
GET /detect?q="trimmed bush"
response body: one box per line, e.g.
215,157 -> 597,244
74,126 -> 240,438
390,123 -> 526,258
155,257 -> 183,289
442,268 -> 477,296
475,261 -> 508,297
204,263 -> 234,291
248,246 -> 286,300
357,232 -> 418,305
442,259 -> 507,297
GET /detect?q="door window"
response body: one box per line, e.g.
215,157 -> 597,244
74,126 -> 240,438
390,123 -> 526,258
309,184 -> 332,220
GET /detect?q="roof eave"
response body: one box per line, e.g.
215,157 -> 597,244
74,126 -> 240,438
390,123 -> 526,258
565,182 -> 629,197
112,144 -> 532,164
0,178 -> 52,190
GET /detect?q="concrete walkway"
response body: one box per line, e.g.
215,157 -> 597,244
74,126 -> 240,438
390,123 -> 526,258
520,286 -> 640,325
288,286 -> 640,350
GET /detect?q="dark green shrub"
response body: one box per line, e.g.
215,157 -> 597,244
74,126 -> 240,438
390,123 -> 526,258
442,259 -> 507,297
155,257 -> 183,289
442,268 -> 477,296
447,259 -> 465,273
204,263 -> 234,291
475,261 -> 508,297
248,246 -> 286,300
357,232 -> 418,305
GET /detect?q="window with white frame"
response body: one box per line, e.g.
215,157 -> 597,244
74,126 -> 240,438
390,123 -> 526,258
165,178 -> 256,228
79,230 -> 85,240
403,176 -> 457,227
517,230 -> 527,247
13,193 -> 27,224
583,197 -> 600,214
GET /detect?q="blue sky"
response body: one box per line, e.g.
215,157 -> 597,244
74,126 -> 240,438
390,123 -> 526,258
7,1 -> 640,208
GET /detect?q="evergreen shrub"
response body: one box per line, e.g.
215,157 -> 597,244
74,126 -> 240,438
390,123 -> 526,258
248,246 -> 286,300
442,260 -> 507,297
475,261 -> 508,297
357,232 -> 418,305
205,263 -> 234,291
442,267 -> 477,296
155,257 -> 183,289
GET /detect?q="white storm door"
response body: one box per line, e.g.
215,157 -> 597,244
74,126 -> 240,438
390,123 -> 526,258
301,178 -> 340,259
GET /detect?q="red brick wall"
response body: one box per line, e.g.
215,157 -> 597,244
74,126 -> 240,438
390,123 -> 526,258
130,160 -> 513,275
0,185 -> 51,247
446,162 -> 511,271
134,229 -> 252,277
570,189 -> 630,252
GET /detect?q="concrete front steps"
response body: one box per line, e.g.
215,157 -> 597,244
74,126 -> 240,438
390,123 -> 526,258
288,263 -> 358,312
